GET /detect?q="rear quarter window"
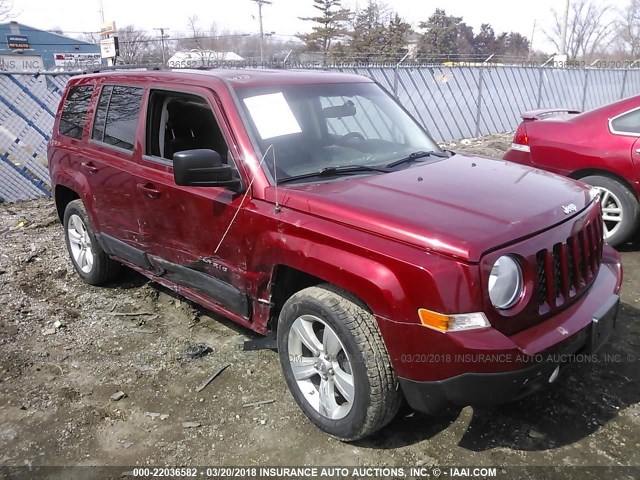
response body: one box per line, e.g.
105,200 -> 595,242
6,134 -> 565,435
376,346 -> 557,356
59,85 -> 94,139
610,108 -> 640,135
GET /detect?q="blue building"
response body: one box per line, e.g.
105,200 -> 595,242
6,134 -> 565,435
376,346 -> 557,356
0,21 -> 101,71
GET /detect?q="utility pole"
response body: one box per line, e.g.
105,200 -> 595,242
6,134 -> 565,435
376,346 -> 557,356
154,27 -> 170,67
97,0 -> 105,24
251,0 -> 272,65
559,0 -> 570,56
528,19 -> 536,60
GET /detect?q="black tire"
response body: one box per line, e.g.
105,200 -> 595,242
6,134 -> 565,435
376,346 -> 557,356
580,175 -> 640,247
63,199 -> 121,285
277,284 -> 401,441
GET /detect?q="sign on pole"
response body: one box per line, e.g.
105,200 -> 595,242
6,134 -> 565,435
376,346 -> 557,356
100,37 -> 119,60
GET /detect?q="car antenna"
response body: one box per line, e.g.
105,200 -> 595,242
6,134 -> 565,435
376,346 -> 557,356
273,145 -> 281,214
213,144 -> 275,255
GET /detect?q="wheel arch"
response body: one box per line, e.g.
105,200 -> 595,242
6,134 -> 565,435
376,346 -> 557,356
569,168 -> 639,201
54,184 -> 80,223
266,256 -> 406,332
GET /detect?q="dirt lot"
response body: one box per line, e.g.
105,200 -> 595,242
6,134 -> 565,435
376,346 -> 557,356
0,134 -> 639,477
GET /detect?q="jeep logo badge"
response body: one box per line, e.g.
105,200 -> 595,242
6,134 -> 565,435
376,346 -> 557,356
562,203 -> 577,214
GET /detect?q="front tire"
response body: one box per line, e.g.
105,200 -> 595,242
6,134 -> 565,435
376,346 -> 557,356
63,199 -> 121,285
277,284 -> 401,441
580,175 -> 640,247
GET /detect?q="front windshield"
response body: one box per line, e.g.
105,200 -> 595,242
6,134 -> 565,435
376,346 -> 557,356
235,82 -> 441,181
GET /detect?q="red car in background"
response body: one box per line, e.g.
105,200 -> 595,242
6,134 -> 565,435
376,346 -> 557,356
504,97 -> 640,247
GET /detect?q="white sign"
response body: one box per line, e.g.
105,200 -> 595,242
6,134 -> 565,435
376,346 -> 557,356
54,53 -> 102,68
0,54 -> 43,71
243,92 -> 302,140
100,37 -> 119,59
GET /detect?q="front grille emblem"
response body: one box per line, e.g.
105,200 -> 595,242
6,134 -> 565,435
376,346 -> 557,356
562,203 -> 577,214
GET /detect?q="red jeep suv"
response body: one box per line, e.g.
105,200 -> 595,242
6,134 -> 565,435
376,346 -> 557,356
48,69 -> 622,440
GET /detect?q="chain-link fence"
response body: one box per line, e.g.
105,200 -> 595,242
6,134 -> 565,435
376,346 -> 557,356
1,66 -> 639,202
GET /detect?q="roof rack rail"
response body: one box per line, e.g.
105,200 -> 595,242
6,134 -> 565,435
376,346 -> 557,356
82,64 -> 165,75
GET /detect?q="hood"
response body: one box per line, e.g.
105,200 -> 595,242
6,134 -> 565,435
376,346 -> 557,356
273,155 -> 592,262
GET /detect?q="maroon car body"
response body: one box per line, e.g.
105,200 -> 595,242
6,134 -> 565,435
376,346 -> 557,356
504,97 -> 640,246
48,70 -> 622,439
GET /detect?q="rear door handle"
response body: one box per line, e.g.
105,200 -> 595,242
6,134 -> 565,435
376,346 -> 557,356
137,183 -> 161,199
635,149 -> 640,154
80,161 -> 99,174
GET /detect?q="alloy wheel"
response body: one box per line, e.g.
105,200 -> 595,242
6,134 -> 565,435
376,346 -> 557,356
287,314 -> 354,420
67,214 -> 95,274
593,186 -> 623,240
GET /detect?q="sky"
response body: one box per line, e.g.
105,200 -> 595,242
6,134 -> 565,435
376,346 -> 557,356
12,0 -> 629,52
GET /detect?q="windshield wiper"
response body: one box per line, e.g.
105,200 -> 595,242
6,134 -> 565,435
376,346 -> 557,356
278,164 -> 390,185
386,150 -> 451,168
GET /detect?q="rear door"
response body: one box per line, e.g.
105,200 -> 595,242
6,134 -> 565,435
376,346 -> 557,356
134,86 -> 250,318
85,83 -> 148,265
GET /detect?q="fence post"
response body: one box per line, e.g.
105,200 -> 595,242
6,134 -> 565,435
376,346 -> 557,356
475,68 -> 484,137
536,68 -> 544,109
581,69 -> 590,111
621,69 -> 628,99
393,52 -> 410,98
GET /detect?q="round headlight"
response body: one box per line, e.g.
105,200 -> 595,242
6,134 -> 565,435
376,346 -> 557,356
488,256 -> 523,310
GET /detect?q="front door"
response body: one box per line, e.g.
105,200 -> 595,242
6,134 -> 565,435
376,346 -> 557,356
135,86 -> 250,318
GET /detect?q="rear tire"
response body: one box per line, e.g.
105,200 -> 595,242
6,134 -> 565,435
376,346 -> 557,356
277,284 -> 401,441
63,199 -> 121,285
580,175 -> 639,247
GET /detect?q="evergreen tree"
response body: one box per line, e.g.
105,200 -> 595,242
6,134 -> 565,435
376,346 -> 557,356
347,2 -> 412,63
298,0 -> 350,59
417,9 -> 468,61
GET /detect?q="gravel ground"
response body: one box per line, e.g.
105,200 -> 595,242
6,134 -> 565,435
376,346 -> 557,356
0,134 -> 638,478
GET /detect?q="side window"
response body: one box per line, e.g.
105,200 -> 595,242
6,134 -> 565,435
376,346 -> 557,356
145,90 -> 230,163
92,85 -> 112,142
59,85 -> 93,139
91,85 -> 143,151
611,109 -> 640,135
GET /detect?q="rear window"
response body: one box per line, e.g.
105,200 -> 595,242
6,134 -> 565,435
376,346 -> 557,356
92,85 -> 144,151
610,108 -> 640,134
59,85 -> 93,139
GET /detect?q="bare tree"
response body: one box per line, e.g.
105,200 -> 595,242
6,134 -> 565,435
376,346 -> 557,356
545,0 -> 616,60
619,0 -> 640,57
116,25 -> 152,65
0,0 -> 14,22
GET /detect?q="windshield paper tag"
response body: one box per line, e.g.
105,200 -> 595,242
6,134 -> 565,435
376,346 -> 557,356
243,92 -> 302,140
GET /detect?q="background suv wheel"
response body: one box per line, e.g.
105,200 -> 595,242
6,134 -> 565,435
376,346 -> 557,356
581,175 -> 640,247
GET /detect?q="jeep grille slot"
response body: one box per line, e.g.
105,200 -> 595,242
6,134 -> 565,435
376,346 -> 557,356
536,211 -> 603,311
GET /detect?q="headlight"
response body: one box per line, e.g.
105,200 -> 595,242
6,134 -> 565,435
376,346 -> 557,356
488,256 -> 523,309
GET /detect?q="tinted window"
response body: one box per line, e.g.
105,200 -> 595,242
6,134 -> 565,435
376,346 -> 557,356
92,85 -> 143,151
92,85 -> 112,142
611,109 -> 640,134
59,85 -> 93,139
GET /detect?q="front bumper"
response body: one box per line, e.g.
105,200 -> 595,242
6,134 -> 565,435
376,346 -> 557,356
377,247 -> 622,414
400,294 -> 618,413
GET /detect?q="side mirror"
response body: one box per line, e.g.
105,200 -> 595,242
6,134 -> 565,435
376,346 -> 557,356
173,149 -> 242,191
